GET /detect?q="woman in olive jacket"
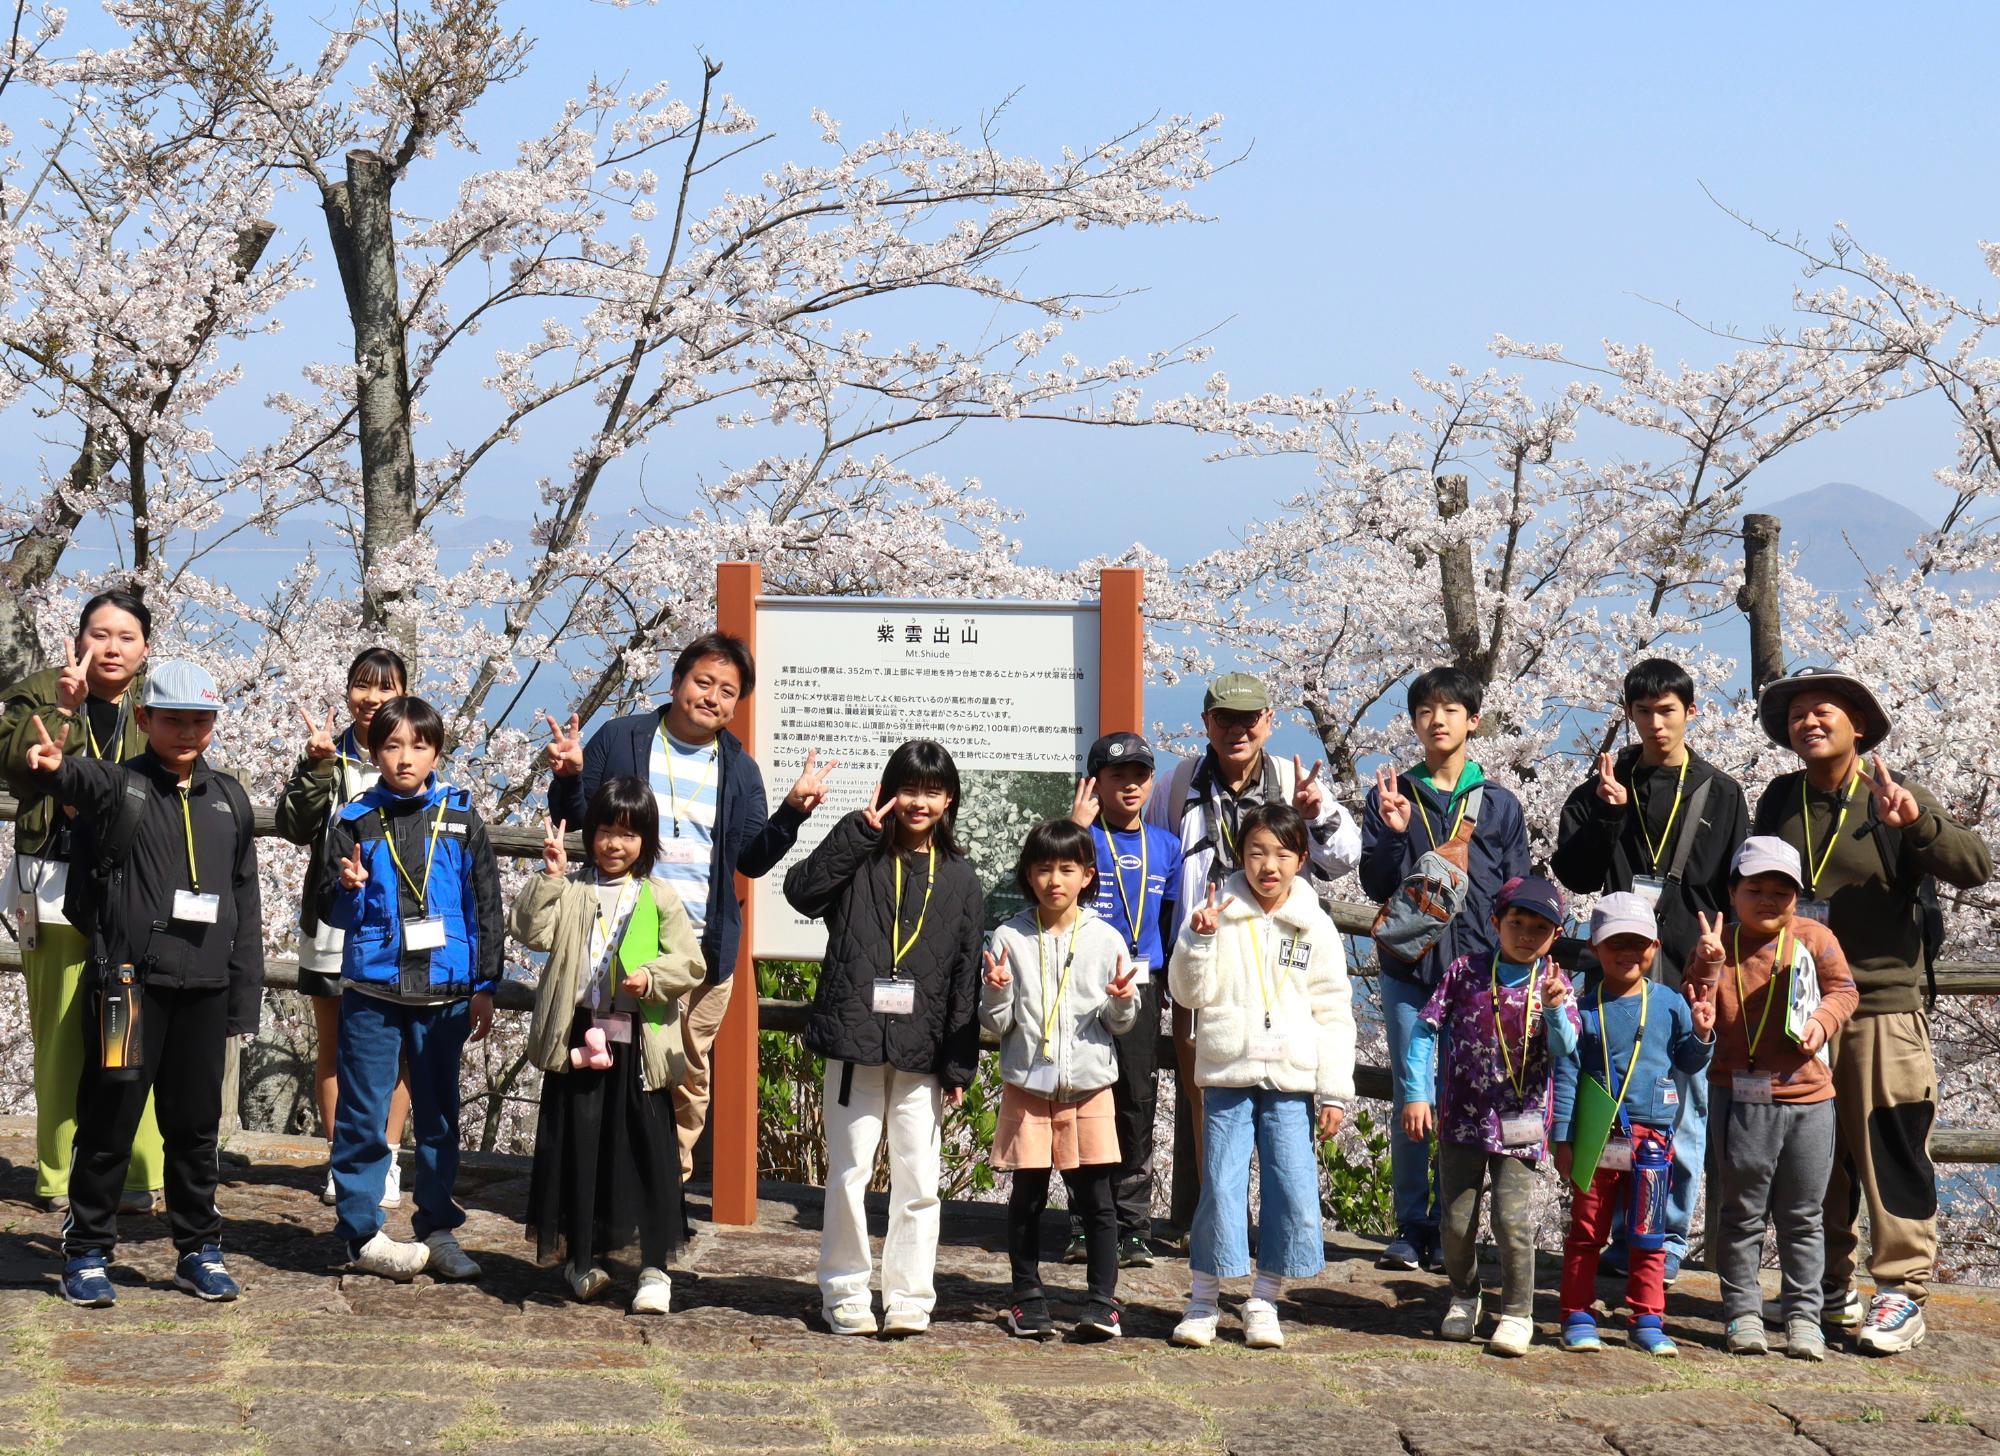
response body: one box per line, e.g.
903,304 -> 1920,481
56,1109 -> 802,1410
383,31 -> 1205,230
784,739 -> 983,1339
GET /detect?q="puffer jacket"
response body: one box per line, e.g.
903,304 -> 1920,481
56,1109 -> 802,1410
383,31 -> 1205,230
1168,871 -> 1356,1102
784,810 -> 983,1089
0,664 -> 148,859
510,870 -> 706,1092
980,908 -> 1137,1099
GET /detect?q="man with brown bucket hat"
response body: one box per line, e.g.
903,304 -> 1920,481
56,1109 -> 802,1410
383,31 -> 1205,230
1751,666 -> 1991,1354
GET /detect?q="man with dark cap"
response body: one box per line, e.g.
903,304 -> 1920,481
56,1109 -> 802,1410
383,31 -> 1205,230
1752,665 -> 1991,1354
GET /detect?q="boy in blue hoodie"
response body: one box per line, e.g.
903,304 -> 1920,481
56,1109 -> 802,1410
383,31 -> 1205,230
1360,666 -> 1530,1271
322,696 -> 503,1282
1552,893 -> 1715,1357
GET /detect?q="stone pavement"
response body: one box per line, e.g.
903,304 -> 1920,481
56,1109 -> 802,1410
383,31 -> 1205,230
1,1116 -> 1998,1454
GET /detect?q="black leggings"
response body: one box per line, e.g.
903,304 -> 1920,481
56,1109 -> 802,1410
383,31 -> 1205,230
1008,1163 -> 1117,1301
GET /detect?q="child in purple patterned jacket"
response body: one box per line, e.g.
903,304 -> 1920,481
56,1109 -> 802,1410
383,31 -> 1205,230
1400,875 -> 1580,1357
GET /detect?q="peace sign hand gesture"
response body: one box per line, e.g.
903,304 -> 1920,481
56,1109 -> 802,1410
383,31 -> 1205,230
983,945 -> 1012,989
541,712 -> 584,778
56,640 -> 94,714
1373,765 -> 1411,834
24,714 -> 69,774
1693,910 -> 1726,970
1189,883 -> 1233,937
785,748 -> 839,815
1688,978 -> 1717,1039
1069,775 -> 1100,829
541,816 -> 568,877
1539,963 -> 1571,1008
1858,754 -> 1921,829
1594,752 -> 1628,808
1292,755 -> 1326,819
860,783 -> 892,833
338,841 -> 369,890
1107,956 -> 1140,1000
299,704 -> 339,762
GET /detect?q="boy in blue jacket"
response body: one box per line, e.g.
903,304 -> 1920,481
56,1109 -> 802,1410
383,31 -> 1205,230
1360,666 -> 1529,1271
1552,893 -> 1714,1357
323,696 -> 503,1282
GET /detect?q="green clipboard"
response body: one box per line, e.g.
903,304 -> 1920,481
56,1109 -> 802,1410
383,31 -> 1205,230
1568,1073 -> 1621,1192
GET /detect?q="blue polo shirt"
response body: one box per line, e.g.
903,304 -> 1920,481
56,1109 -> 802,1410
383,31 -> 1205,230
1088,822 -> 1183,967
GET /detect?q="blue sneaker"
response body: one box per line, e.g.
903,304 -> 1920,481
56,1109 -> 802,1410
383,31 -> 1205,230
173,1245 -> 241,1302
1662,1253 -> 1682,1287
60,1255 -> 116,1308
1377,1235 -> 1421,1271
1630,1314 -> 1678,1359
1561,1313 -> 1602,1352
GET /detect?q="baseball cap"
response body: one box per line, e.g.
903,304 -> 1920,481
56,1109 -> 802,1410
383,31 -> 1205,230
140,660 -> 222,712
1086,731 -> 1155,777
1756,666 -> 1891,754
1203,672 -> 1270,713
1589,891 -> 1659,945
1496,873 -> 1565,927
1733,835 -> 1804,886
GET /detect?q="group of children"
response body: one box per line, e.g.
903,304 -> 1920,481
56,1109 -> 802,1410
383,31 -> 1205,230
6,627 -> 1892,1364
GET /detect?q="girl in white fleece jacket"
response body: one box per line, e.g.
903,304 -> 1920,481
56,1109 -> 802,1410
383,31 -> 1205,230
1168,803 -> 1355,1352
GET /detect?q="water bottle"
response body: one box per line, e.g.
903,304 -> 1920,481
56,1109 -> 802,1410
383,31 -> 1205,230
1625,1129 -> 1671,1251
98,963 -> 143,1082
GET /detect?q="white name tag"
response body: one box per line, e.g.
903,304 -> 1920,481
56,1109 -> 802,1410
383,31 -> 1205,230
592,1012 -> 633,1045
656,839 -> 708,867
1127,958 -> 1151,986
1599,1138 -> 1634,1173
1248,1030 -> 1286,1063
1024,1057 -> 1059,1095
1796,899 -> 1831,926
1500,1114 -> 1544,1149
1630,874 -> 1667,909
402,915 -> 447,952
1733,1072 -> 1775,1106
872,978 -> 915,1017
172,890 -> 220,924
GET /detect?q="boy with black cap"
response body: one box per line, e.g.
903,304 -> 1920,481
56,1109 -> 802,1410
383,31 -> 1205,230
21,660 -> 264,1308
1067,731 -> 1183,1266
1751,666 -> 1991,1354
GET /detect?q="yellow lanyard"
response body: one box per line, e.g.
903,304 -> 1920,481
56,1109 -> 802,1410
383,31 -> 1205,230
1596,982 -> 1650,1109
382,799 -> 450,915
1732,924 -> 1790,1067
890,846 -> 935,974
1631,756 -> 1688,873
177,786 -> 199,892
1491,955 -> 1542,1101
1414,770 -> 1469,847
84,696 -> 125,760
1244,911 -> 1280,1029
1097,825 -> 1148,953
1800,771 -> 1860,896
1035,910 -> 1083,1060
658,727 -> 718,839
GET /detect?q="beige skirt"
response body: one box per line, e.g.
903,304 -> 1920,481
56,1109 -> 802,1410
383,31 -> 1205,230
993,1083 -> 1118,1171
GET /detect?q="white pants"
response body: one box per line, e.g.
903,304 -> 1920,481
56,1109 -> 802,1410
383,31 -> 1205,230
818,1059 -> 942,1317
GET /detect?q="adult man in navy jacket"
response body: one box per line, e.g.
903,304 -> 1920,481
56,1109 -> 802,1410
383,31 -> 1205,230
546,632 -> 834,1181
1359,666 -> 1530,1272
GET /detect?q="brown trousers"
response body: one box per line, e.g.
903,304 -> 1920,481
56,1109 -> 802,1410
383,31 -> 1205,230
674,975 -> 736,1180
1823,1010 -> 1938,1303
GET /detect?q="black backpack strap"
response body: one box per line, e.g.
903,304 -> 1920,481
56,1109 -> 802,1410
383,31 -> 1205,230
1867,810 -> 1941,1011
1664,777 -> 1717,885
92,771 -> 151,881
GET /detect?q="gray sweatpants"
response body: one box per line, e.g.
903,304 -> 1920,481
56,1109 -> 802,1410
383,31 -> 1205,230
1438,1141 -> 1538,1318
1712,1085 -> 1835,1324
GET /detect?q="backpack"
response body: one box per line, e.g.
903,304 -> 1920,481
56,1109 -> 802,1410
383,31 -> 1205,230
1868,813 -> 1948,1011
1372,784 -> 1484,964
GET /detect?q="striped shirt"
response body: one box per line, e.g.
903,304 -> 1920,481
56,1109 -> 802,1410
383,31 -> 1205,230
648,727 -> 718,933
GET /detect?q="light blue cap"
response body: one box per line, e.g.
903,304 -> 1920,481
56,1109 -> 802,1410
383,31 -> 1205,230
140,660 -> 222,712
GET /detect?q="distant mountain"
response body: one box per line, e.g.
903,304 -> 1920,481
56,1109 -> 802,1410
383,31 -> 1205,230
1755,482 -> 1937,592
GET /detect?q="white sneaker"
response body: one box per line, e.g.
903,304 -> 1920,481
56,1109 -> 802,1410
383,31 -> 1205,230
881,1305 -> 929,1337
1171,1305 -> 1219,1348
1856,1293 -> 1927,1355
567,1264 -> 611,1302
350,1230 -> 429,1282
1440,1292 -> 1483,1342
422,1231 -> 481,1282
320,1168 -> 337,1206
824,1302 -> 876,1336
1486,1314 -> 1534,1357
630,1268 -> 671,1316
380,1159 -> 403,1209
1239,1298 -> 1285,1350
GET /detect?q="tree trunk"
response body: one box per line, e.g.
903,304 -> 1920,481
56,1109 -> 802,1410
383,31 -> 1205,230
1433,473 -> 1487,680
1738,512 -> 1785,694
323,150 -> 417,656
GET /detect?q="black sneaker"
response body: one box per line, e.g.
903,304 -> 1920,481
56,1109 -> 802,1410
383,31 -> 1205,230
1118,1234 -> 1154,1269
1078,1296 -> 1123,1341
1005,1295 -> 1057,1340
1060,1235 -> 1089,1265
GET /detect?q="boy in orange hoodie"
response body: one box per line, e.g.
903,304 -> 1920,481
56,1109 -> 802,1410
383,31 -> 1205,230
1693,836 -> 1856,1362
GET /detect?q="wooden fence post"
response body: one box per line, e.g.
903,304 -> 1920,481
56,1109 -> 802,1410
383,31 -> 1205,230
711,562 -> 762,1225
1739,513 -> 1785,694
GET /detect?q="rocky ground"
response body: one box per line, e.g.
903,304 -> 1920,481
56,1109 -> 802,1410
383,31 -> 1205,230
0,1115 -> 1997,1454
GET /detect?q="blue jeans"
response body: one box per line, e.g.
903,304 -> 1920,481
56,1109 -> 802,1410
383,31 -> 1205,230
333,990 -> 471,1246
1379,971 -> 1440,1241
1607,1063 -> 1708,1263
1190,1087 -> 1324,1280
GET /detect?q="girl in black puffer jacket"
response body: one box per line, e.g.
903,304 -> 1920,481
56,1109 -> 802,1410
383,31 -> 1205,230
784,739 -> 983,1338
